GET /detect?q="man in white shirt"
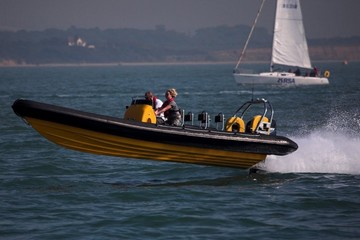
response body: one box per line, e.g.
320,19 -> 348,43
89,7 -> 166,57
145,91 -> 165,121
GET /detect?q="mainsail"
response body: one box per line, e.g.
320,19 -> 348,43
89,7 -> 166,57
271,0 -> 312,69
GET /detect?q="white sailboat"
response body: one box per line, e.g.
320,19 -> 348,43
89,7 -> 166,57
233,0 -> 329,86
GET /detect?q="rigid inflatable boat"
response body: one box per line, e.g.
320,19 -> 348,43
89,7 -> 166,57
12,98 -> 297,169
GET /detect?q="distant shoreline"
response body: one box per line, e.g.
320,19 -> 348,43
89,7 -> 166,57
0,59 -> 351,68
0,61 -> 242,68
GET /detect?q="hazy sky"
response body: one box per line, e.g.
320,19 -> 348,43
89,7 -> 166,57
1,0 -> 359,38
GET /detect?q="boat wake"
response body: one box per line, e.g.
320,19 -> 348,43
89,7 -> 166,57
258,130 -> 360,175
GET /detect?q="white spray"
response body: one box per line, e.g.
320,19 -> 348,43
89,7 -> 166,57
258,110 -> 360,175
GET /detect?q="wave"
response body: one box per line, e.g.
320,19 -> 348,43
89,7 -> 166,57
258,130 -> 360,175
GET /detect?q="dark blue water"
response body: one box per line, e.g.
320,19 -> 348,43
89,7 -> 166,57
1,63 -> 359,239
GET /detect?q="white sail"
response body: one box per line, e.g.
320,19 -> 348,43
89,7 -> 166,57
271,0 -> 312,69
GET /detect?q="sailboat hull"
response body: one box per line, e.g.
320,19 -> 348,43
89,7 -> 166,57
234,72 -> 329,86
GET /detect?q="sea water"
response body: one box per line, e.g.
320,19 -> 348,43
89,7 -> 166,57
1,62 -> 359,239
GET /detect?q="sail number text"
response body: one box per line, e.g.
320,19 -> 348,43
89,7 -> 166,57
277,78 -> 295,84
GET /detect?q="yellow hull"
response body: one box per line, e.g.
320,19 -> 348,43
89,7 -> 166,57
27,117 -> 266,169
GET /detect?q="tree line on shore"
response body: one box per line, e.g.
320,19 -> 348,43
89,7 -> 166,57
0,25 -> 359,65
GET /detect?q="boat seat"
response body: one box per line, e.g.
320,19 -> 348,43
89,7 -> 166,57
225,117 -> 245,133
184,112 -> 194,125
184,112 -> 193,122
198,112 -> 210,129
215,113 -> 224,123
246,115 -> 269,133
124,104 -> 156,123
215,113 -> 225,131
198,112 -> 207,123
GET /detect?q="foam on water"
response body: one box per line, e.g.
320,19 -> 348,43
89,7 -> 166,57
259,130 -> 360,174
258,99 -> 360,175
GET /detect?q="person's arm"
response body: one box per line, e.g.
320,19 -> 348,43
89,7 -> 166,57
155,105 -> 171,115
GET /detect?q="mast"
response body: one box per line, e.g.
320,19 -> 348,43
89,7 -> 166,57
234,0 -> 266,72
